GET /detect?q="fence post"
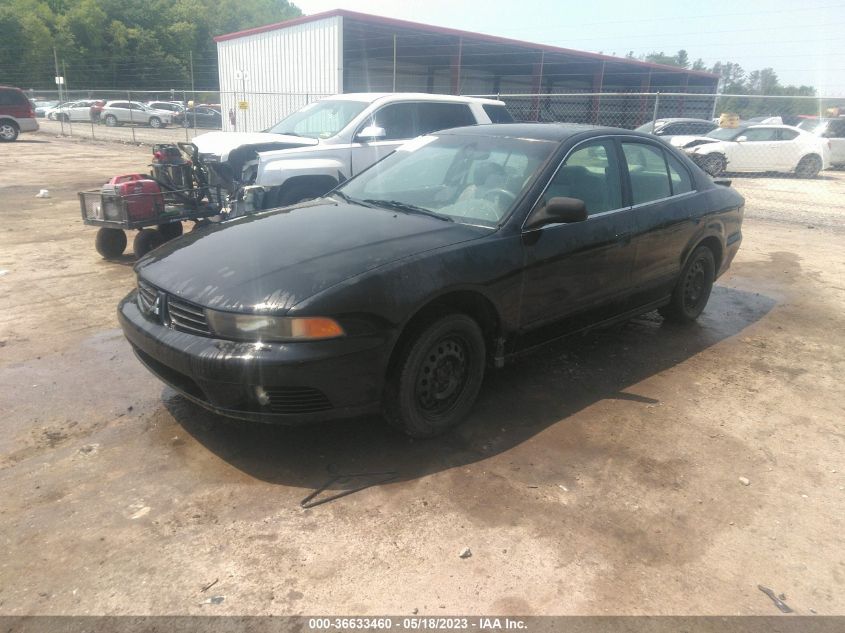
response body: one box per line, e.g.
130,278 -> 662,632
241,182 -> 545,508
651,92 -> 660,132
184,90 -> 189,142
128,90 -> 136,144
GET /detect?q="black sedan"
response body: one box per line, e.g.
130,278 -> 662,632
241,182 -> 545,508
118,124 -> 744,437
177,106 -> 222,128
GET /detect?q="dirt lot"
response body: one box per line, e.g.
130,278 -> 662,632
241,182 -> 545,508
0,133 -> 843,617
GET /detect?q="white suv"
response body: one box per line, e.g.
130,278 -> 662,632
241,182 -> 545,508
101,101 -> 174,128
191,93 -> 513,209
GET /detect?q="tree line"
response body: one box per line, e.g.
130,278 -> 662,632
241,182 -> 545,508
628,50 -> 820,117
0,0 -> 301,90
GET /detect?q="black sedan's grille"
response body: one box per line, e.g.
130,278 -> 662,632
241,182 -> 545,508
166,296 -> 211,336
264,387 -> 332,414
137,280 -> 158,314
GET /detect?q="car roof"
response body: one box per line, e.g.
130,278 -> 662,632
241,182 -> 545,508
323,92 -> 506,106
436,122 -> 657,142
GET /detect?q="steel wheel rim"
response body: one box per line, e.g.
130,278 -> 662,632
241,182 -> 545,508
683,258 -> 707,310
415,335 -> 470,417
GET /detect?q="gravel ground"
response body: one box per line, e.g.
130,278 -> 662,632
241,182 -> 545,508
0,133 -> 843,616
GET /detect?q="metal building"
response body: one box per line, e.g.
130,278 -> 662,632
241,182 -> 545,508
215,9 -> 719,132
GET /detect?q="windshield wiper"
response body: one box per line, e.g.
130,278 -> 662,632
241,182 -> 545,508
331,191 -> 373,207
362,199 -> 453,222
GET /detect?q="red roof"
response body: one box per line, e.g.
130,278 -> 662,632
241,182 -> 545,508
214,9 -> 717,78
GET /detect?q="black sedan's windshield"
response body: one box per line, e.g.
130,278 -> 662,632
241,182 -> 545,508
335,134 -> 557,227
267,99 -> 369,138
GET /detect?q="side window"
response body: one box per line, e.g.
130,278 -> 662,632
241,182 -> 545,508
538,140 -> 622,216
741,128 -> 778,142
482,104 -> 514,123
0,89 -> 27,106
129,103 -> 144,110
622,142 -> 672,204
778,128 -> 799,141
111,102 -> 128,110
693,123 -> 716,135
829,121 -> 845,138
369,103 -> 418,141
417,103 -> 475,134
666,153 -> 694,195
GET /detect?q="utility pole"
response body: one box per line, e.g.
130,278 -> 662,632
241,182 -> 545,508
62,60 -> 68,95
53,47 -> 62,101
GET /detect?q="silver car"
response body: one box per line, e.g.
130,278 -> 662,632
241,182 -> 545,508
48,100 -> 96,122
101,101 -> 173,128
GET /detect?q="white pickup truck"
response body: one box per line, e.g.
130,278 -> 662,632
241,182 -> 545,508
191,92 -> 513,212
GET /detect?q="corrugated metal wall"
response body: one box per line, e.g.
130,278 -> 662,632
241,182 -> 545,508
216,16 -> 342,131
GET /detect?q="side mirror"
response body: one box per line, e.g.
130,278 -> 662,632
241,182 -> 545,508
735,135 -> 748,142
356,125 -> 386,140
524,197 -> 587,230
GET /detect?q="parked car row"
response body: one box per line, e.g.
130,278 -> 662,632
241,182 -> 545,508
636,115 -> 842,176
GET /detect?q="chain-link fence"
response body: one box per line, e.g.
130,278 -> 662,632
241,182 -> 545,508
27,87 -> 845,226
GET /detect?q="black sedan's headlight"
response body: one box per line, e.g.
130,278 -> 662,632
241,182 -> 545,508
205,310 -> 344,342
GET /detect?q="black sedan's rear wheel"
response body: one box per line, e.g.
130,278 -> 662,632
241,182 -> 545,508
659,245 -> 715,323
384,313 -> 486,437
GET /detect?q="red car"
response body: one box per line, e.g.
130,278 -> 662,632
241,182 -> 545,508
0,85 -> 38,142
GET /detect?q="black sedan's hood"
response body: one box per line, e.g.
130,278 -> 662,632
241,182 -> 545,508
136,201 -> 488,313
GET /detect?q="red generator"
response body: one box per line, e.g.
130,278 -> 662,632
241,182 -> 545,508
101,174 -> 164,222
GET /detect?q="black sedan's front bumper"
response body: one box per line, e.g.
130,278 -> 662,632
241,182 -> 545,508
118,292 -> 387,424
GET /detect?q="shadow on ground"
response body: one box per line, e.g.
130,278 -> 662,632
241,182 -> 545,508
165,285 -> 776,495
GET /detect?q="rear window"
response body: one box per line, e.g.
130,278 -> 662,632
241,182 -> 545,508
483,104 -> 515,123
417,103 -> 476,134
0,88 -> 28,106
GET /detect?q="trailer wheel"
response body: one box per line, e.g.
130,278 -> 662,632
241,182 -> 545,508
158,222 -> 183,240
133,229 -> 165,258
95,228 -> 127,259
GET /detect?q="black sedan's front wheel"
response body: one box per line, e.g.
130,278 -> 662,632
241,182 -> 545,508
659,245 -> 715,323
384,313 -> 486,437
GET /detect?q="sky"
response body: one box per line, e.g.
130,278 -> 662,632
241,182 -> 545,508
294,0 -> 845,94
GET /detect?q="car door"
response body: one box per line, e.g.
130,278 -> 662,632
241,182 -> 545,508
824,120 -> 845,165
776,128 -> 806,170
108,102 -> 129,122
69,101 -> 90,121
349,102 -> 419,176
732,127 -> 781,170
519,138 -> 635,328
127,102 -> 146,124
621,140 -> 699,303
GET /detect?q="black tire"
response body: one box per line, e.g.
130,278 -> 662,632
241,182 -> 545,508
149,116 -> 162,129
795,154 -> 822,179
0,120 -> 19,142
383,313 -> 486,438
701,154 -> 727,177
158,222 -> 183,240
659,245 -> 716,323
104,115 -> 118,127
133,229 -> 166,258
95,228 -> 127,259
